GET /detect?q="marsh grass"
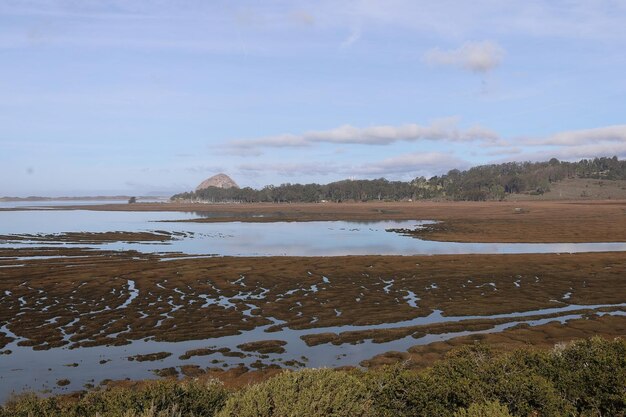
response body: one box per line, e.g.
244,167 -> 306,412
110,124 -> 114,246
2,337 -> 625,417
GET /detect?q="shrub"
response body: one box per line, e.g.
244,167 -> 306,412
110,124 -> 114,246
544,337 -> 626,416
364,363 -> 436,417
216,368 -> 371,417
453,401 -> 513,417
1,379 -> 228,417
426,345 -> 570,416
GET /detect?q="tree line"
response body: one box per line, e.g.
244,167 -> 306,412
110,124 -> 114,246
172,156 -> 626,202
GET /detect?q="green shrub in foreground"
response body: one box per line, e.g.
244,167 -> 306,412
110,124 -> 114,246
1,379 -> 228,417
427,345 -> 571,416
363,363 -> 432,416
453,401 -> 513,417
216,368 -> 372,417
363,346 -> 569,417
545,336 -> 626,416
1,337 -> 625,416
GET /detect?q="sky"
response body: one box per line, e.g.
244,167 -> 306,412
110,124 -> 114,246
1,0 -> 626,196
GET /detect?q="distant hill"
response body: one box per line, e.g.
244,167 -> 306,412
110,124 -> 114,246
507,178 -> 626,201
173,156 -> 626,203
195,174 -> 239,191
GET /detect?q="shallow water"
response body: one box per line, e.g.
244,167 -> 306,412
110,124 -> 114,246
0,198 -> 166,210
1,209 -> 626,256
2,205 -> 626,401
1,302 -> 625,401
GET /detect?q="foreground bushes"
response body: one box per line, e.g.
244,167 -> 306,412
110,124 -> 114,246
2,337 -> 625,417
1,380 -> 228,417
217,368 -> 371,416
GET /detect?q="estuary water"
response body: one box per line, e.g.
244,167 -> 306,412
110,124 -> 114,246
1,303 -> 625,401
1,203 -> 626,400
1,208 -> 626,256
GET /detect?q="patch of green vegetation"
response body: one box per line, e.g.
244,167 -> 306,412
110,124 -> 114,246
2,337 -> 625,416
217,368 -> 371,416
453,401 -> 513,417
1,380 -> 228,417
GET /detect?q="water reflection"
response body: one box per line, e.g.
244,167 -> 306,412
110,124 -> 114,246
1,209 -> 626,256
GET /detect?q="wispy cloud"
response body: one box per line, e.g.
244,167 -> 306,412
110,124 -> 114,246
228,118 -> 501,152
350,152 -> 468,176
239,162 -> 338,177
511,143 -> 626,163
501,125 -> 626,162
532,125 -> 626,146
3,1 -> 626,54
424,41 -> 505,73
236,151 -> 467,180
341,26 -> 361,48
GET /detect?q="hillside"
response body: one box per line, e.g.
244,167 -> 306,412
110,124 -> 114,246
196,174 -> 239,191
172,156 -> 626,203
508,178 -> 626,201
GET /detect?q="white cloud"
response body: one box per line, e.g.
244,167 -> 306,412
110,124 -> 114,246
511,143 -> 626,163
236,151 -> 467,180
534,125 -> 626,146
350,152 -> 468,176
505,124 -> 626,162
229,118 -> 500,151
424,41 -> 505,73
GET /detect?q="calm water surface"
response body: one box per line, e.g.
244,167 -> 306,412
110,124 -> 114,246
1,208 -> 626,255
2,204 -> 626,400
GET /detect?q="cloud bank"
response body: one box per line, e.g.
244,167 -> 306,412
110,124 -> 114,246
229,118 -> 501,151
511,125 -> 626,161
536,125 -> 626,146
229,122 -> 626,182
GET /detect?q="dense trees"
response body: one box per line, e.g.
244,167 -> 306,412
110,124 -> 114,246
172,157 -> 626,203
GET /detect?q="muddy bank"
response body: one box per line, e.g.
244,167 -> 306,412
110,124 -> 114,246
0,231 -> 192,244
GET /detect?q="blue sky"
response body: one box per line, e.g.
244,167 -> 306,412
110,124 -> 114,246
1,0 -> 626,196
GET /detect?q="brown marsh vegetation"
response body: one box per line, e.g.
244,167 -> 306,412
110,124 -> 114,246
2,200 -> 626,400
